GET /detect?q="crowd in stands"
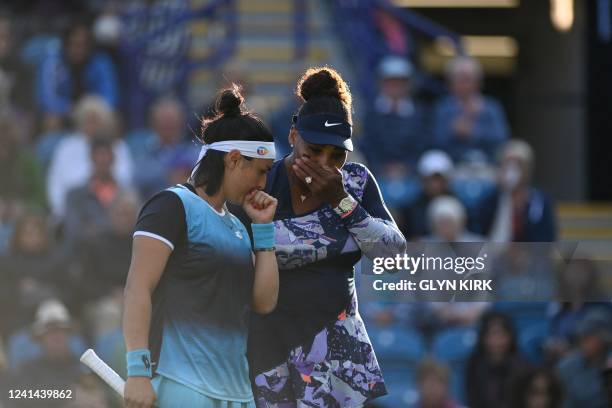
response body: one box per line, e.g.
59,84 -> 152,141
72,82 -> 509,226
0,3 -> 610,408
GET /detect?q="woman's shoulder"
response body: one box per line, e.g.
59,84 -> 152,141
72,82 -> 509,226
142,186 -> 186,213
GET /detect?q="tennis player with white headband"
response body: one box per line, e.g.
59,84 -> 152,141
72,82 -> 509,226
123,84 -> 278,408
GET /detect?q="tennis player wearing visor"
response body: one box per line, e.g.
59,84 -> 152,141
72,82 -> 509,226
236,68 -> 407,407
122,86 -> 279,408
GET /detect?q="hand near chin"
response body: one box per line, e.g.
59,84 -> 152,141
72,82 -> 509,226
243,190 -> 278,224
292,157 -> 347,207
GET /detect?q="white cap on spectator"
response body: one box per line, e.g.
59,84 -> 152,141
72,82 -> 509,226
500,139 -> 534,165
418,150 -> 454,178
378,56 -> 413,79
93,14 -> 122,45
428,196 -> 466,226
32,299 -> 72,336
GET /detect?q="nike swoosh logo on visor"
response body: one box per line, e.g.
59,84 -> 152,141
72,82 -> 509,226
324,120 -> 342,127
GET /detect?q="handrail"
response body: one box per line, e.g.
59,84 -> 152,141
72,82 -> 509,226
330,0 -> 463,100
119,0 -> 237,129
374,0 -> 463,51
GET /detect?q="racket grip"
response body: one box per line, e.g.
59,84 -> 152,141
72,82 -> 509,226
80,348 -> 126,396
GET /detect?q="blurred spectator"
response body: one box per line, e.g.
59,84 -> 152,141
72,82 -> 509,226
477,139 -> 556,242
269,95 -> 300,158
398,150 -> 457,240
46,95 -> 133,218
547,259 -> 612,361
78,190 -> 139,337
359,55 -> 428,177
426,196 -> 483,242
433,56 -> 509,162
418,196 -> 487,319
0,12 -> 34,118
36,19 -> 118,130
64,373 -> 109,408
121,0 -> 190,129
416,358 -> 463,408
0,117 -> 46,212
605,356 -> 612,408
0,337 -> 6,408
9,299 -> 82,407
508,367 -> 563,408
127,97 -> 197,198
491,245 -> 557,301
0,337 -> 6,372
0,211 -> 67,337
63,138 -> 120,245
556,309 -> 612,408
466,311 -> 527,408
92,2 -> 122,62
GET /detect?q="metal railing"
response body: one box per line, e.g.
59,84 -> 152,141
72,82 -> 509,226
330,0 -> 463,100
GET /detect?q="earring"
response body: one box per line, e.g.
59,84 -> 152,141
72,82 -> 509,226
290,144 -> 294,148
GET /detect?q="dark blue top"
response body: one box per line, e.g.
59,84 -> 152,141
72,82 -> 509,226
36,52 -> 118,114
359,100 -> 430,174
476,187 -> 556,242
233,158 -> 405,374
433,95 -> 510,162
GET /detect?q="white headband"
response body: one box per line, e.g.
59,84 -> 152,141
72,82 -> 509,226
191,140 -> 276,177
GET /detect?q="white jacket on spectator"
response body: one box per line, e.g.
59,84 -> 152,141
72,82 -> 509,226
46,134 -> 134,218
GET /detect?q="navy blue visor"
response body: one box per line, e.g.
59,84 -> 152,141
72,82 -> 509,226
293,113 -> 353,152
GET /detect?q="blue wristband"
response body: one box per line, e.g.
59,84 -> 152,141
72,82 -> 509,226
126,349 -> 152,378
251,222 -> 275,250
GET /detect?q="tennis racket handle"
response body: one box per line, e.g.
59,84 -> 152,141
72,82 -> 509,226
80,349 -> 126,396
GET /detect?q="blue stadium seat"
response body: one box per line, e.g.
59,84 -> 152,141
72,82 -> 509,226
432,327 -> 477,363
378,177 -> 421,210
95,328 -> 124,365
7,329 -> 87,371
432,327 -> 477,404
375,368 -> 419,408
492,302 -> 550,329
451,179 -> 495,211
20,35 -> 60,67
95,328 -> 126,376
518,320 -> 549,363
367,324 -> 426,363
366,325 -> 424,406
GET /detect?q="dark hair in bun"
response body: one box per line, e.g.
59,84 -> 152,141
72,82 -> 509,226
193,83 -> 273,195
295,67 -> 353,124
215,84 -> 244,117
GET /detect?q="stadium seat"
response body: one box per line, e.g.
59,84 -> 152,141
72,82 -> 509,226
518,320 -> 550,363
7,329 -> 87,371
451,178 -> 495,211
95,328 -> 126,376
366,325 -> 424,406
432,327 -> 477,363
20,35 -> 60,66
378,177 -> 421,210
492,302 -> 550,329
367,324 -> 426,363
432,327 -> 477,404
375,368 -> 419,408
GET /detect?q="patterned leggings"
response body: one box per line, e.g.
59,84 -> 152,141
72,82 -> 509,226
251,302 -> 387,408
